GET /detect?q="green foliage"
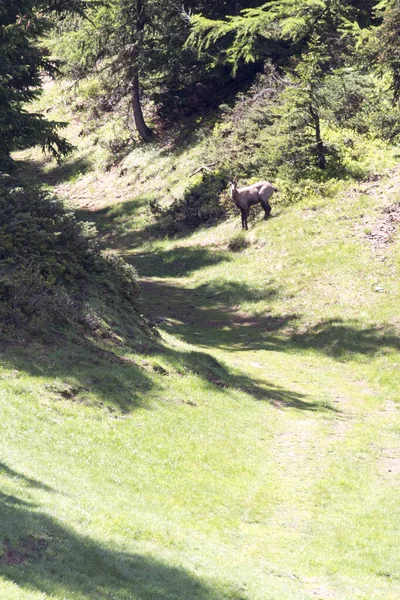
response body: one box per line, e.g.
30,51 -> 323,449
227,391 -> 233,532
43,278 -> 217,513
0,263 -> 76,333
0,0 -> 90,168
374,0 -> 400,103
188,61 -> 397,211
184,0 -> 399,185
48,0 -> 262,135
227,231 -> 250,252
151,170 -> 229,232
0,178 -> 141,336
186,0 -> 376,72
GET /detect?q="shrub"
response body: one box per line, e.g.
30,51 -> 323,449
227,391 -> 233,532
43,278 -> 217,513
228,232 -> 250,252
0,178 -> 143,338
153,169 -> 230,233
0,263 -> 79,331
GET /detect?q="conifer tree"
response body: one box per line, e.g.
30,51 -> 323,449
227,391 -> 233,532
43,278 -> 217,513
0,1 -> 87,169
375,0 -> 400,103
186,1 -> 377,170
48,0 -> 155,142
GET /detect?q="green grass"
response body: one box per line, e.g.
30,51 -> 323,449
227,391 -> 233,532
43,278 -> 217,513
3,84 -> 400,598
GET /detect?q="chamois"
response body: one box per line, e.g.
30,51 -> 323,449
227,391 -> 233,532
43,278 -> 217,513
230,180 -> 278,230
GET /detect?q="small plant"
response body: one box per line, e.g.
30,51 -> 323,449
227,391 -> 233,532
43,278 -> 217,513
227,231 -> 250,252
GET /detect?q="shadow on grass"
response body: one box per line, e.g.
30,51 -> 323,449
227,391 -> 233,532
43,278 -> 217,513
162,346 -> 333,412
76,202 -> 213,252
15,157 -> 92,187
41,157 -> 92,186
2,340 -> 157,414
126,246 -> 231,278
290,318 -> 400,359
2,322 -> 328,414
75,195 -> 153,235
0,273 -> 328,414
0,463 -> 54,493
0,468 -> 247,600
137,278 -> 400,362
138,278 -> 280,323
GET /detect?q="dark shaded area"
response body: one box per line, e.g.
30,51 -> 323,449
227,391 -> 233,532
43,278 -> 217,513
2,313 -> 328,413
136,276 -> 400,363
1,252 -> 329,414
2,340 -> 156,414
16,157 -> 91,187
75,202 -> 195,251
0,463 -> 54,493
160,346 -> 332,412
75,195 -> 152,239
75,201 -> 161,251
138,278 -> 280,324
0,466 -> 246,600
39,157 -> 91,187
155,62 -> 263,126
290,319 -> 400,359
0,492 -> 36,508
72,166 -> 233,250
149,169 -> 228,233
127,246 -> 231,278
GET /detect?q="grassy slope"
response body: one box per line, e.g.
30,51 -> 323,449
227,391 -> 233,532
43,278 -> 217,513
2,92 -> 400,599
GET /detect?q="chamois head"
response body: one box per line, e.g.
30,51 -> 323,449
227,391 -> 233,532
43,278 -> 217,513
229,178 -> 238,198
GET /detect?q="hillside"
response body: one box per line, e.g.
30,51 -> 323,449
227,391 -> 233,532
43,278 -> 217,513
2,83 -> 400,598
2,1 -> 400,597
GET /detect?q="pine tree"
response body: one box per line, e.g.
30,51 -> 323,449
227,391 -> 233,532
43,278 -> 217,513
186,1 -> 378,171
187,0 -> 376,72
0,1 -> 88,169
375,0 -> 400,103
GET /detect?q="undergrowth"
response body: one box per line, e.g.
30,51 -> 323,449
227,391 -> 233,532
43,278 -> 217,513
0,175 -> 149,346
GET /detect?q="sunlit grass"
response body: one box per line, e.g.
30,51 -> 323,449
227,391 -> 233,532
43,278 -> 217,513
3,81 -> 400,598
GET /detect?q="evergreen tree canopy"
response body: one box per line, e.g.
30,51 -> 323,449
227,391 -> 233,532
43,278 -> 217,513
186,0 -> 377,73
0,0 -> 89,169
375,0 -> 400,103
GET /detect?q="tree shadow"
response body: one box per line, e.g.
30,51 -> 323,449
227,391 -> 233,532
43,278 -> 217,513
15,157 -> 91,187
289,318 -> 400,360
75,195 -> 153,237
75,202 -> 210,251
166,309 -> 400,361
1,266 -> 331,415
161,346 -> 336,412
0,463 -> 54,493
0,468 -> 247,600
137,278 -> 400,363
2,339 -> 157,414
126,246 -> 231,278
138,277 -> 286,337
3,316 -> 329,415
40,157 -> 91,186
132,279 -> 336,412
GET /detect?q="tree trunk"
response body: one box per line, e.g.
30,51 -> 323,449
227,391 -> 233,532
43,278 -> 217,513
309,103 -> 326,170
132,66 -> 152,142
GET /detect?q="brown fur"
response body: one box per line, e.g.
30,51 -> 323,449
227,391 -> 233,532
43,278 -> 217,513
230,180 -> 277,230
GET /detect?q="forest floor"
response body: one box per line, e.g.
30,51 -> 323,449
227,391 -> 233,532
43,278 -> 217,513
2,136 -> 400,600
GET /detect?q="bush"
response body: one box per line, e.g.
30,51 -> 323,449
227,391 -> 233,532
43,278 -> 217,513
0,177 -> 143,338
0,263 -> 79,331
152,169 -> 230,233
0,183 -> 100,288
228,232 -> 250,252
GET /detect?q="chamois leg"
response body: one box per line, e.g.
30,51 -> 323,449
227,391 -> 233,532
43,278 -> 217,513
240,208 -> 246,229
261,200 -> 271,219
242,208 -> 249,230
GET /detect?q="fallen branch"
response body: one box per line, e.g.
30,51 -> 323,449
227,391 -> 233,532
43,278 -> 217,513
189,163 -> 217,177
